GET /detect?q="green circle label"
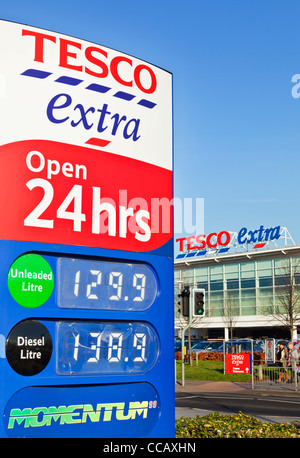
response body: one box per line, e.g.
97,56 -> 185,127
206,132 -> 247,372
7,254 -> 54,308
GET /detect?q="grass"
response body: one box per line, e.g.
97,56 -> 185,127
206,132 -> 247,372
175,360 -> 252,382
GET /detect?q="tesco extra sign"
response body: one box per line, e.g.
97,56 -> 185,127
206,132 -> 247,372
176,225 -> 281,251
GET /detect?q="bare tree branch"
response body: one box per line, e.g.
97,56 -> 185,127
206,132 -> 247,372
223,290 -> 238,345
271,256 -> 300,341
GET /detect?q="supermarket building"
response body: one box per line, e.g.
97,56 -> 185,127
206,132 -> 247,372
174,225 -> 300,341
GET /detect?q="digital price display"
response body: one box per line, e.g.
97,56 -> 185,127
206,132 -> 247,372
6,317 -> 159,376
0,21 -> 173,439
56,320 -> 159,375
57,257 -> 157,311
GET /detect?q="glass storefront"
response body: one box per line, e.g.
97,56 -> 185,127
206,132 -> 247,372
175,253 -> 300,318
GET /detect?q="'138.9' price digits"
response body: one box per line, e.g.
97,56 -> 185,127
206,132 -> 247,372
56,320 -> 159,375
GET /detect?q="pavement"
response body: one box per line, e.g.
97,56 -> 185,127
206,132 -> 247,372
175,380 -> 300,423
175,378 -> 300,395
175,379 -> 253,393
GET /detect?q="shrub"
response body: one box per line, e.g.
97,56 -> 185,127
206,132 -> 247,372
175,412 -> 300,438
175,351 -> 264,362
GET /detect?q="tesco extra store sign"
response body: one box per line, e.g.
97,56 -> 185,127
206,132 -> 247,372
176,225 -> 281,252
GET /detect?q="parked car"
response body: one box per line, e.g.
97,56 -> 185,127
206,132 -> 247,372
221,340 -> 263,353
191,340 -> 224,353
255,340 -> 265,350
174,340 -> 183,352
175,339 -> 202,352
291,341 -> 300,356
190,341 -> 211,353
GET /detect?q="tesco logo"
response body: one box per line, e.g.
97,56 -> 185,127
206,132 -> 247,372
176,225 -> 281,252
22,29 -> 157,94
176,231 -> 231,251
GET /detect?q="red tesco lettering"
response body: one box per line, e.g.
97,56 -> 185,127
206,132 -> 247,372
22,29 -> 157,94
176,231 -> 231,251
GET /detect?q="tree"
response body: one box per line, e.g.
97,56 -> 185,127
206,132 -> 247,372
223,290 -> 239,350
272,256 -> 300,342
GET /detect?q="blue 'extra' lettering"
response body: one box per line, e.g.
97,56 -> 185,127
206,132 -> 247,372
238,225 -> 281,244
237,227 -> 247,244
46,93 -> 141,142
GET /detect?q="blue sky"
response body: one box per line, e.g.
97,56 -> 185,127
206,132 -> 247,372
1,0 -> 300,251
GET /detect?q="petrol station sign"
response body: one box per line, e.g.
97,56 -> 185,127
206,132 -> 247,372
0,21 -> 173,438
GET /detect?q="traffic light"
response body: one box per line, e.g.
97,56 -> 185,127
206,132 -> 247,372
177,286 -> 190,317
177,292 -> 182,315
193,288 -> 205,316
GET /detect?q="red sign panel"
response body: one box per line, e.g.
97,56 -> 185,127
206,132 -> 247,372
0,140 -> 172,252
224,354 -> 252,375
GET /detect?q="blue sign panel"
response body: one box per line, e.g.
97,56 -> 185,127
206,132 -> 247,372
0,21 -> 173,438
0,241 -> 174,438
4,382 -> 160,438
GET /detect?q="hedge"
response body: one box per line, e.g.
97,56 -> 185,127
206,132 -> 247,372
175,412 -> 300,438
175,351 -> 265,362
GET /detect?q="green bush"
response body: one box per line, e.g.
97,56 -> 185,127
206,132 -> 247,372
175,412 -> 300,438
175,351 -> 265,363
